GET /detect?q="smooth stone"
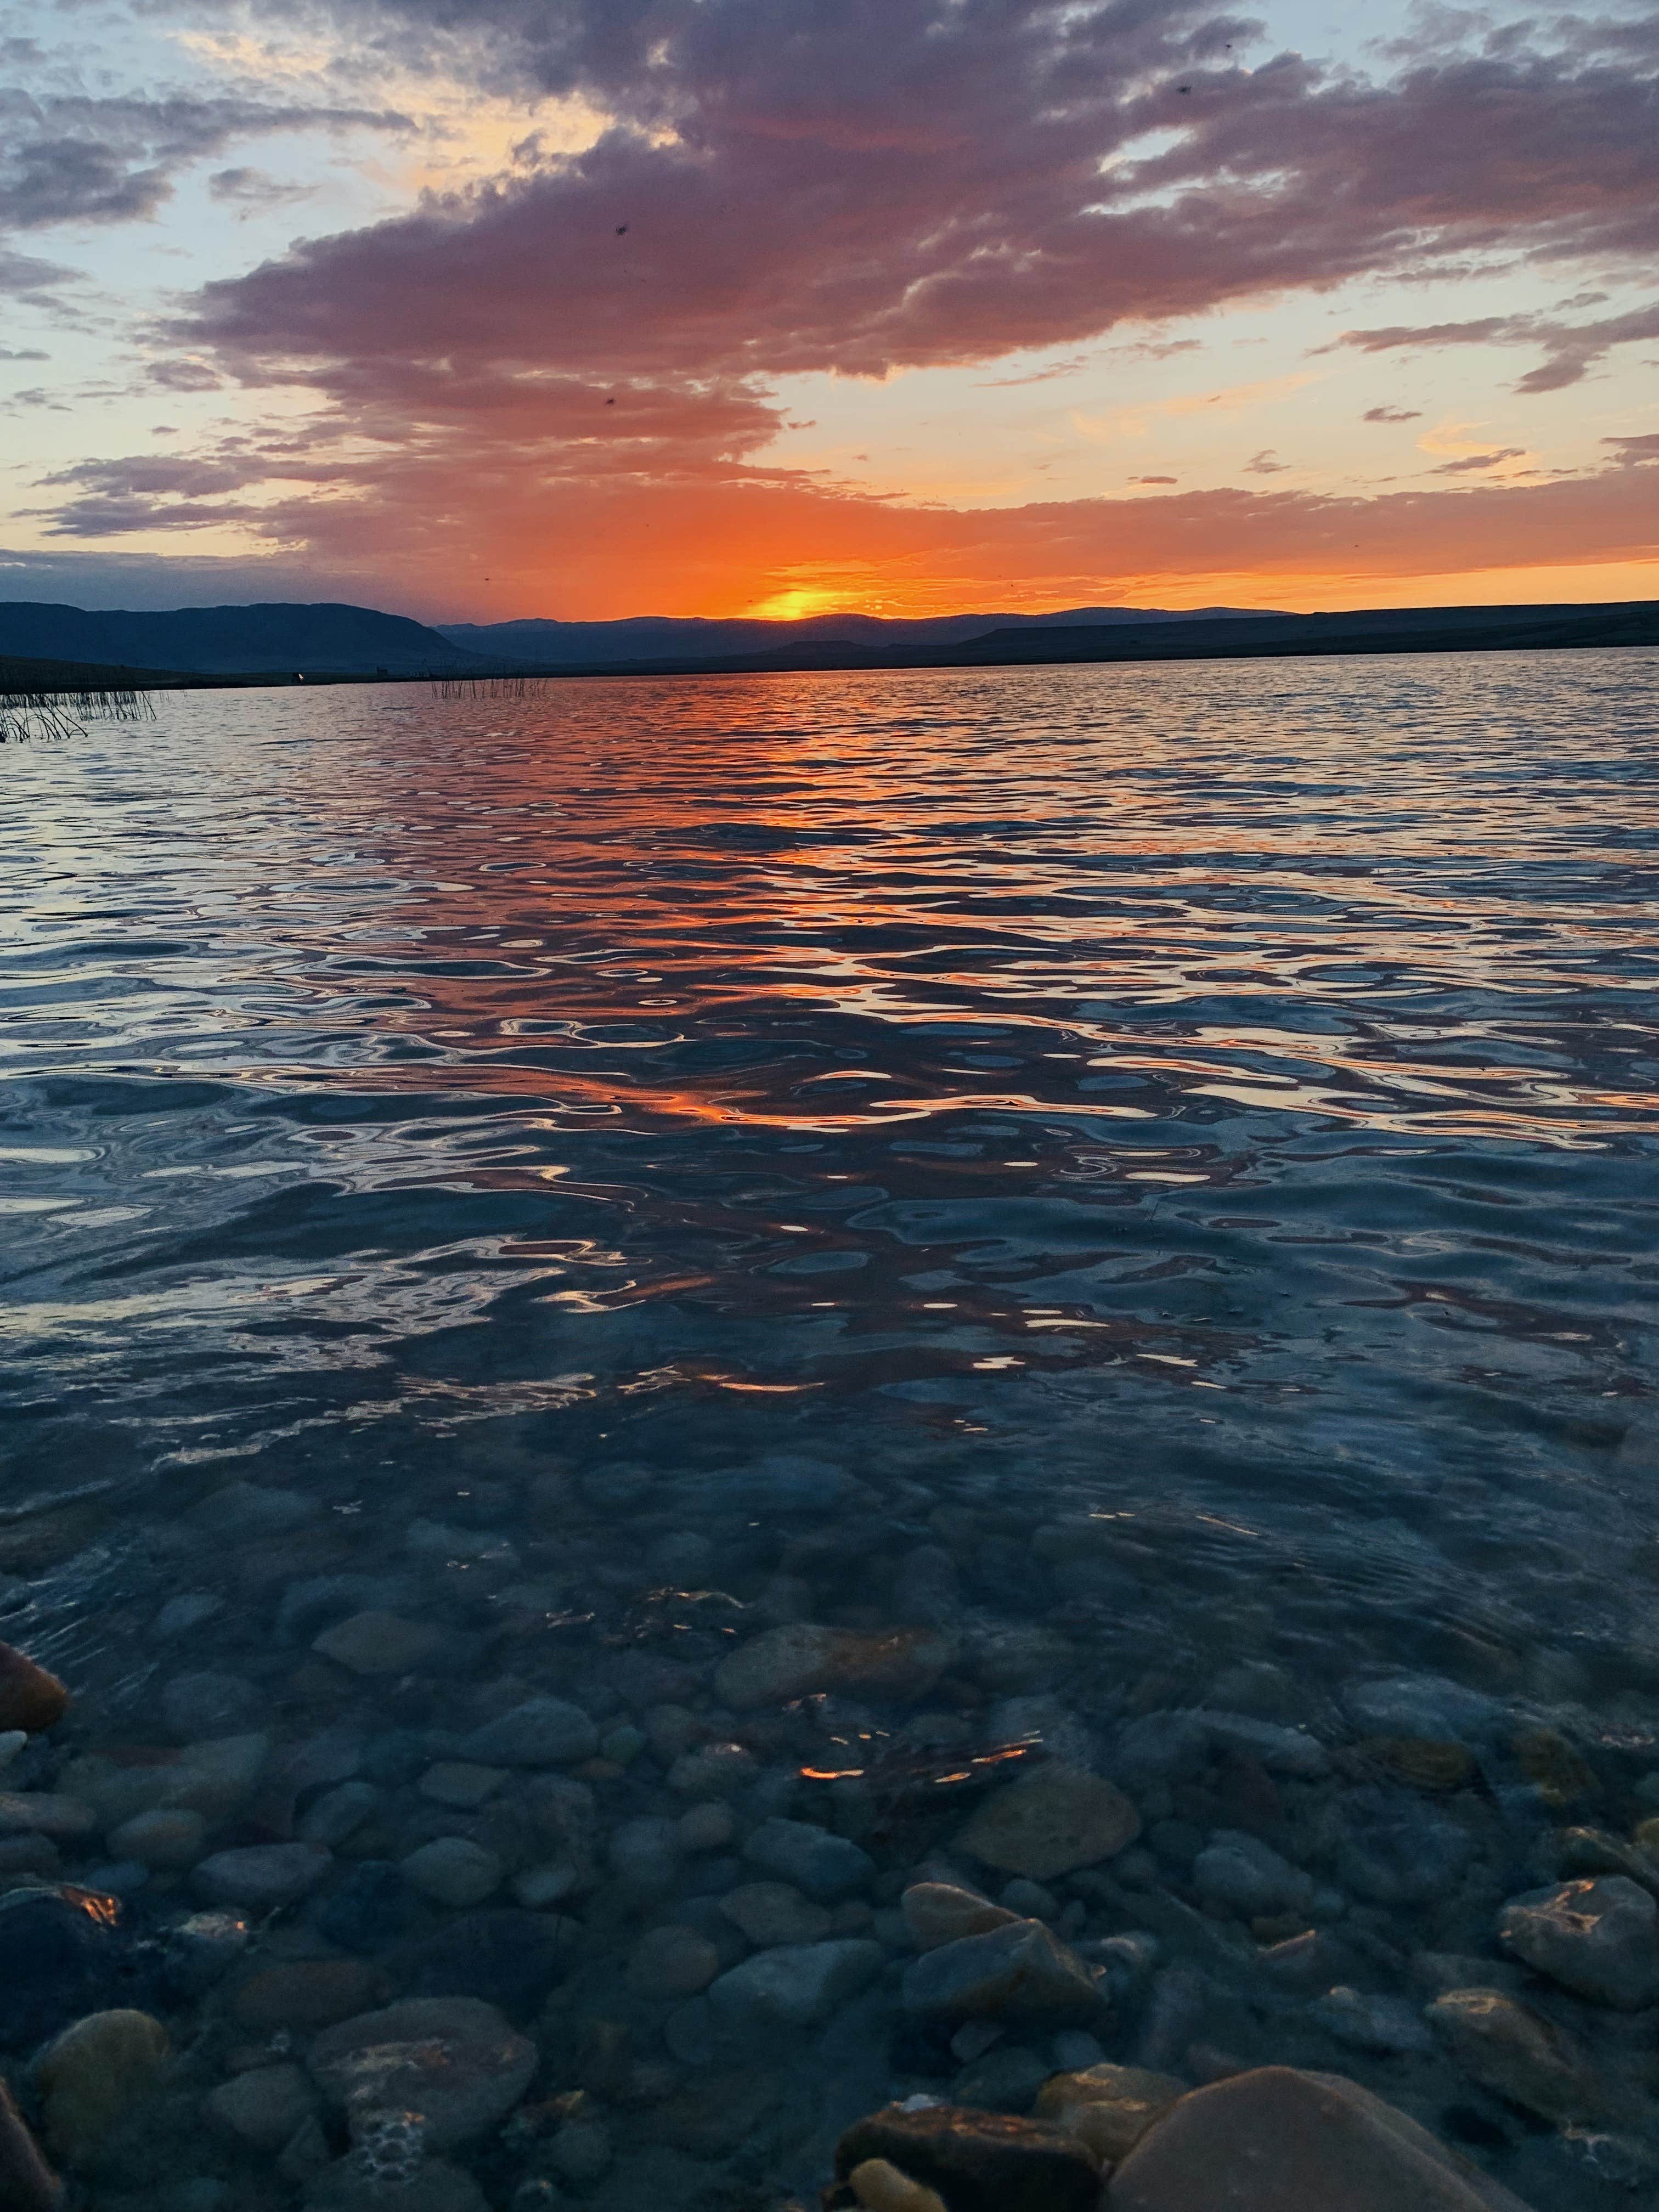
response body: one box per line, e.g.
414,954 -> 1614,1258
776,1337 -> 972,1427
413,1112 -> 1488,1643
308,1998 -> 536,2150
902,1920 -> 1103,2028
668,1743 -> 759,1797
719,1881 -> 833,1946
298,1781 -> 382,1847
611,1816 -> 681,1893
743,1816 -> 875,1901
511,1861 -> 581,1909
0,1887 -> 131,2049
1307,1987 -> 1435,2055
108,1809 -> 207,1872
0,1794 -> 97,1839
313,1612 -> 442,1676
678,1802 -> 736,1852
1193,1832 -> 1313,1918
1036,2063 -> 1187,2164
0,2076 -> 61,2212
391,1908 -> 577,2016
316,1862 -> 417,1953
232,1960 -> 386,2034
418,1763 -> 507,1809
901,1883 -> 1021,1953
400,1837 -> 503,1909
646,2065 -> 782,2155
460,1698 -> 599,1768
1498,1877 -> 1659,2009
195,1842 -> 331,1908
154,1594 -> 226,1640
63,1735 -> 270,1832
550,2119 -> 611,2185
626,1924 -> 720,1999
849,2158 -> 948,2212
836,2104 -> 1101,2212
0,1641 -> 70,1734
36,2008 -> 170,2170
706,1938 -> 884,2036
1556,1824 -> 1659,1899
0,1731 -> 24,1770
955,1763 -> 1140,1881
205,2063 -> 318,2151
1428,1988 -> 1607,2125
162,1673 -> 264,1741
1342,1675 -> 1503,1744
952,2044 -> 1052,2113
1189,1712 -> 1329,1776
715,1623 -> 953,1709
164,1910 -> 251,1994
1104,2066 -> 1534,2210
1358,1737 -> 1477,1793
1333,1787 -> 1472,1905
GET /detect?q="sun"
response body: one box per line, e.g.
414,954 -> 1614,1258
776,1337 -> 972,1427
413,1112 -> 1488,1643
744,586 -> 849,622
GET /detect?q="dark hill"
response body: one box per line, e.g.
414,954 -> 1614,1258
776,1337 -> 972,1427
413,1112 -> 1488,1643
529,597 -> 1659,678
436,605 -> 1269,666
0,602 -> 486,676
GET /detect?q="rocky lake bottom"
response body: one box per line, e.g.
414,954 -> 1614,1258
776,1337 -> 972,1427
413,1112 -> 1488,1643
2,655 -> 1657,2208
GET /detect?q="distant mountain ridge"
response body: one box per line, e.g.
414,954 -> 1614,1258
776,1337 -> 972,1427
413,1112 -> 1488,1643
436,604 -> 1269,665
0,595 -> 1651,686
0,601 -> 483,676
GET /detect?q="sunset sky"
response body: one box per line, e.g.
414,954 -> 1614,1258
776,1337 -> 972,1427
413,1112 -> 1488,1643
1,0 -> 1655,622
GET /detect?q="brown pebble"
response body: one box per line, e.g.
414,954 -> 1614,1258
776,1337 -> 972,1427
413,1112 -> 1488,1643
0,1641 -> 70,1735
0,2078 -> 61,2211
1355,1737 -> 1475,1794
230,1959 -> 386,2033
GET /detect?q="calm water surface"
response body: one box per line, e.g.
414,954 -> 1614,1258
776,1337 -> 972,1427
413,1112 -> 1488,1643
2,652 -> 1658,2205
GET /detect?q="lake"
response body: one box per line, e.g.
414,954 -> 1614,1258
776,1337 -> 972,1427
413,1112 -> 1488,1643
2,651 -> 1657,2207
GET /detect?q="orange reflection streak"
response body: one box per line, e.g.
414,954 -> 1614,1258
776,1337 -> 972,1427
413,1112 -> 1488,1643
160,659 -> 1657,1153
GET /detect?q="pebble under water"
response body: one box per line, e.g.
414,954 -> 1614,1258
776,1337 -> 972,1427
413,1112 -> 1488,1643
1,651 -> 1657,2211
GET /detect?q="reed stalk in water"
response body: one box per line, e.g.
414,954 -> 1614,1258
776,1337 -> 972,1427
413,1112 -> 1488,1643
0,688 -> 157,743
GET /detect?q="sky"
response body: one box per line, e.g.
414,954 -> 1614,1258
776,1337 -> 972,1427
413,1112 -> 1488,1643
0,0 -> 1655,623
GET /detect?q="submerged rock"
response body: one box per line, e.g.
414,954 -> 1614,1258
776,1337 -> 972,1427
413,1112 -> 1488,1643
1497,1876 -> 1659,2010
1427,1988 -> 1608,2126
35,2008 -> 170,2171
902,1920 -> 1103,2028
313,1611 -> 443,1676
848,2157 -> 948,2212
0,1640 -> 70,1734
194,1841 -> 331,1909
0,1887 -> 136,2049
0,2078 -> 61,2212
1104,2066 -> 1534,2210
205,2062 -> 319,2151
955,1762 -> 1140,1881
836,2104 -> 1101,2212
460,1696 -> 599,1768
1035,2062 -> 1186,2164
706,1937 -> 884,2037
308,1997 -> 535,2150
743,1816 -> 876,1901
715,1622 -> 953,1708
900,1882 -> 1021,1952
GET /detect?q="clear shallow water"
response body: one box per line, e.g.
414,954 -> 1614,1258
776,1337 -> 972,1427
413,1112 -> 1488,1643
2,652 -> 1659,2206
